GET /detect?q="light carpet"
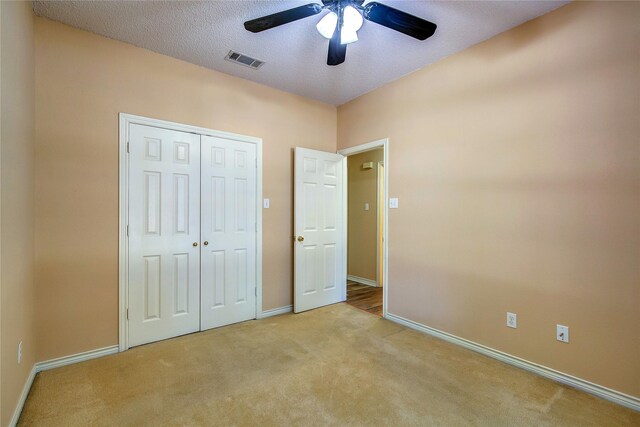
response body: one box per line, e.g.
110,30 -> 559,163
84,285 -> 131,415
19,303 -> 639,426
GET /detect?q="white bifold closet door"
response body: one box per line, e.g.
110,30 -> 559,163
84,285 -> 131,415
128,125 -> 257,347
200,135 -> 257,330
128,124 -> 201,347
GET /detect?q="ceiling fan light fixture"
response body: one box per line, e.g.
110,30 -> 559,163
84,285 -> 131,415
340,6 -> 363,45
244,1 -> 437,66
343,6 -> 363,32
340,28 -> 358,44
316,11 -> 338,39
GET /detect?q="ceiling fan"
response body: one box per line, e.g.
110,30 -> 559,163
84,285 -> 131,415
244,0 -> 437,66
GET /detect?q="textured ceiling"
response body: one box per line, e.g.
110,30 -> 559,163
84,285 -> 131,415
32,0 -> 568,105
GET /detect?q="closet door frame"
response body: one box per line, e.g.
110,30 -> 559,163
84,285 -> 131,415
118,113 -> 263,352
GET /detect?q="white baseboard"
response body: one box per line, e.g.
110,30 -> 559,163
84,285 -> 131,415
9,345 -> 119,425
36,345 -> 119,372
9,365 -> 37,427
261,305 -> 293,318
386,313 -> 640,412
347,274 -> 378,287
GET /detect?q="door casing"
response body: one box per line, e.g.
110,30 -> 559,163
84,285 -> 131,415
338,139 -> 389,317
118,113 -> 263,351
377,160 -> 385,287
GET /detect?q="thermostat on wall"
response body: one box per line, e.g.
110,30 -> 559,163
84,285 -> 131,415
362,161 -> 373,170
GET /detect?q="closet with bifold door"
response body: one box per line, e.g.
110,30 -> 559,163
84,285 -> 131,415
126,122 -> 258,347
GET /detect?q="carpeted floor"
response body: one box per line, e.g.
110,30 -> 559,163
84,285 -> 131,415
19,303 -> 639,426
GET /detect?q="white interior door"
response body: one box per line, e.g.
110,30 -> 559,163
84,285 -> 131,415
294,147 -> 345,313
200,135 -> 257,330
128,124 -> 201,347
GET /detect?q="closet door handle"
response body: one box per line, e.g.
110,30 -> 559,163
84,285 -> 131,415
203,241 -> 209,246
192,242 -> 198,247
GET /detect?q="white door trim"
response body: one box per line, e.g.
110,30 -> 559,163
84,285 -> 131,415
376,160 -> 384,287
338,138 -> 389,318
118,113 -> 263,352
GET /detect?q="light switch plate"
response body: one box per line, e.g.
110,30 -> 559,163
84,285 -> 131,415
389,198 -> 399,209
364,203 -> 369,211
263,198 -> 270,209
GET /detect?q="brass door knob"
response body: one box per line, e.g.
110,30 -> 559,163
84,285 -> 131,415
297,236 -> 304,242
192,242 -> 198,247
204,241 -> 209,246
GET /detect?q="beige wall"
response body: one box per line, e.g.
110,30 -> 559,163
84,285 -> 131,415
338,1 -> 640,397
24,0 -> 640,405
34,18 -> 336,361
347,149 -> 383,281
1,1 -> 36,425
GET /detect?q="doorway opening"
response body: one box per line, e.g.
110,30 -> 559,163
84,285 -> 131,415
340,142 -> 387,317
292,138 -> 388,316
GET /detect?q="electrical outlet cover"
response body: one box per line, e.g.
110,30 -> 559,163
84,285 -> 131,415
557,325 -> 569,343
507,312 -> 517,328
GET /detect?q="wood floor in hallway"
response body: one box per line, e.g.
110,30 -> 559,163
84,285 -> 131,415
346,280 -> 383,316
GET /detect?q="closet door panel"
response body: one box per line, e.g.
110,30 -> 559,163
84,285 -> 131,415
201,136 -> 257,330
128,124 -> 200,347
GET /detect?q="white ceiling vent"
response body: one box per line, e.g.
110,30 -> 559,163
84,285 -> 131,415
224,50 -> 265,70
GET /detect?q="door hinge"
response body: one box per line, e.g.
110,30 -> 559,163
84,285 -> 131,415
126,142 -> 130,153
126,225 -> 129,237
255,158 -> 258,168
255,287 -> 257,297
126,308 -> 129,320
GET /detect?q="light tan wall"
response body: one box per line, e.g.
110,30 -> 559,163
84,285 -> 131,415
347,149 -> 383,281
338,2 -> 640,397
34,18 -> 336,361
1,1 -> 36,425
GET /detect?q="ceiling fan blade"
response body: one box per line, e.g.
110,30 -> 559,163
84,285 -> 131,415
244,3 -> 323,33
327,24 -> 346,66
363,2 -> 437,41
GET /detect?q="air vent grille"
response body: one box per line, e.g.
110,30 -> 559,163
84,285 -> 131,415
225,50 -> 265,70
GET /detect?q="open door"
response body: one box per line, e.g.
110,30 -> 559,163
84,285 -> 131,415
294,147 -> 345,313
